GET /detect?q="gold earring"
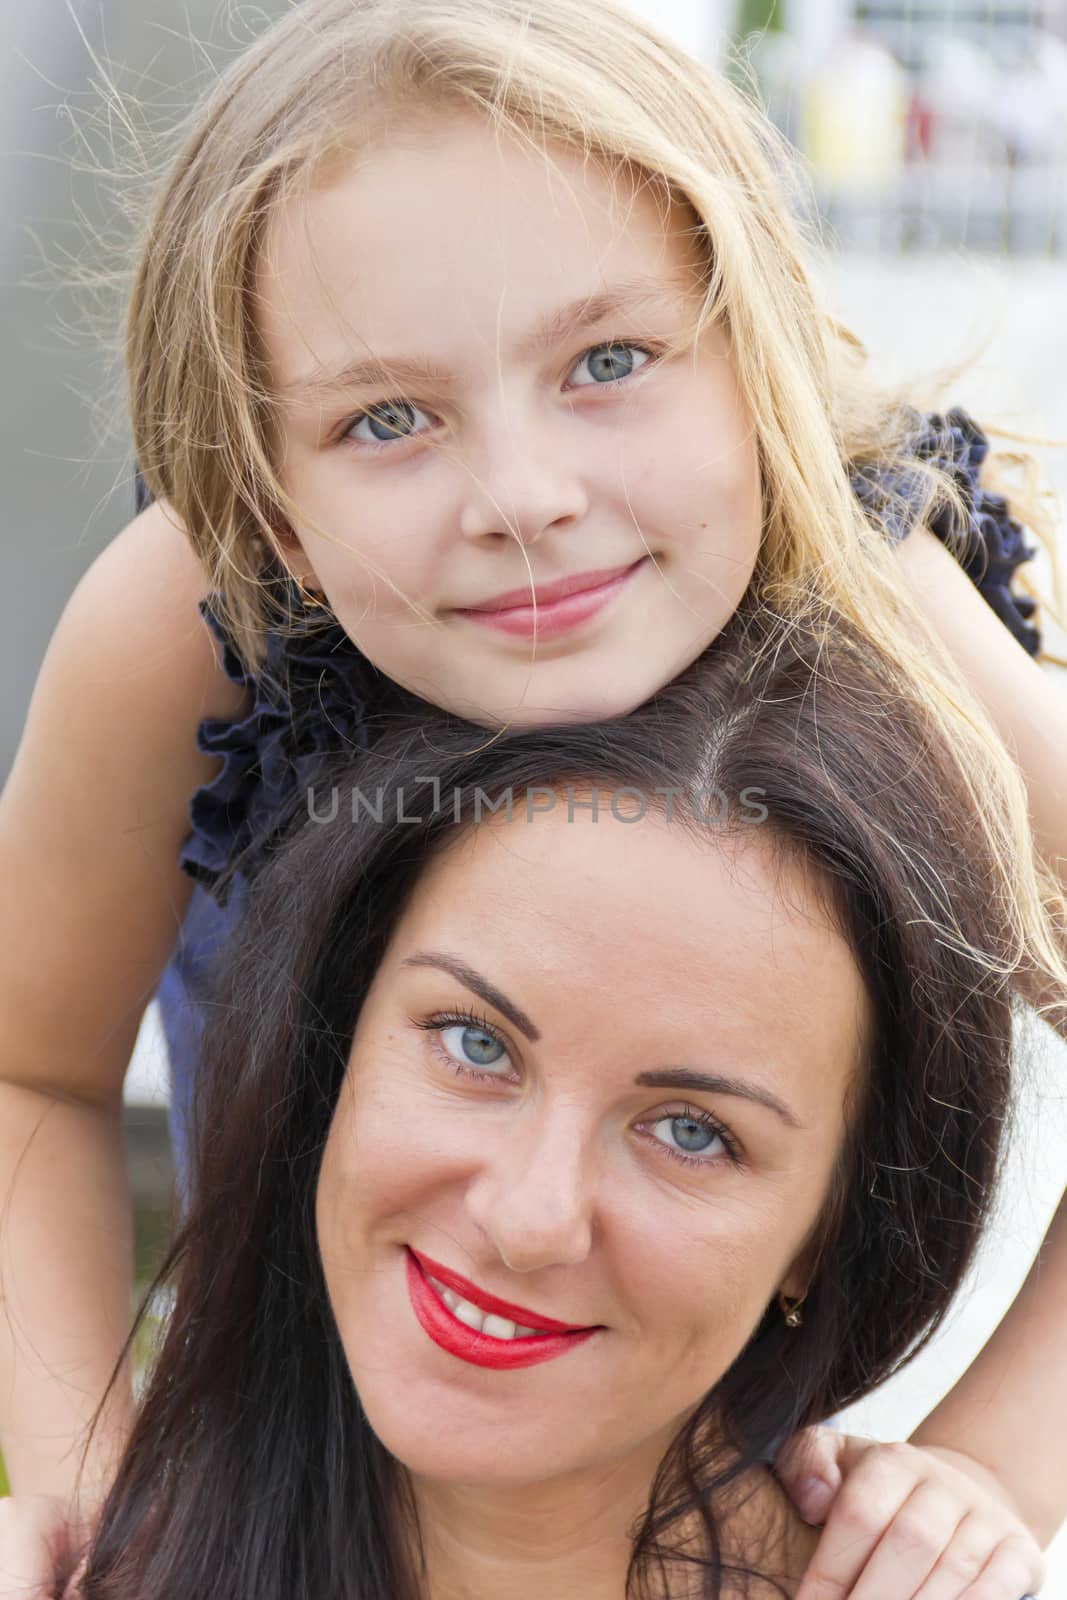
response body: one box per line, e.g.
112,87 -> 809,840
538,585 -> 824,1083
779,1292 -> 805,1329
295,576 -> 327,610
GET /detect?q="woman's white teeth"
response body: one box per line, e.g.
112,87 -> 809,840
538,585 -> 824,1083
427,1275 -> 541,1339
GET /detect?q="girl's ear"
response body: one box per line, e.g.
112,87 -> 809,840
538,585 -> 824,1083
261,503 -> 322,590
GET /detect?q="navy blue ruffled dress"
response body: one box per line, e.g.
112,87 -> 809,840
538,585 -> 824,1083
146,407 -> 1042,1195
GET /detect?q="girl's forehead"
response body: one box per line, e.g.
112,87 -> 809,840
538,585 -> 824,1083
254,114 -> 707,374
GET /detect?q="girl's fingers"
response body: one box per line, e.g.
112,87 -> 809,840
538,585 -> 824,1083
910,1519 -> 1036,1600
844,1481 -> 966,1599
59,1554 -> 89,1600
787,1437 -> 1045,1600
0,1497 -> 76,1600
775,1425 -> 847,1525
956,1536 -> 1046,1600
792,1448 -> 919,1599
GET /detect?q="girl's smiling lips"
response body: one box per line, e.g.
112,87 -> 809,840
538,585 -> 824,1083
453,558 -> 649,639
407,1246 -> 598,1333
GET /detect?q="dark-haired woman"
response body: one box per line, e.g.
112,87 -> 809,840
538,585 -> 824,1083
72,619 -> 1054,1600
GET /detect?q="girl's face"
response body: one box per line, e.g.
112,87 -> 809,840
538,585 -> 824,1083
316,803 -> 868,1524
258,113 -> 762,726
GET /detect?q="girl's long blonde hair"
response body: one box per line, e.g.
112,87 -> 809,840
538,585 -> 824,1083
123,0 -> 1066,1014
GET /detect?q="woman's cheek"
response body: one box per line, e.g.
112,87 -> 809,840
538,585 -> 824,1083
337,1058 -> 471,1193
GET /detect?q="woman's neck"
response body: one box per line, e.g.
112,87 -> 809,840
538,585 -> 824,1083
407,1460 -> 818,1600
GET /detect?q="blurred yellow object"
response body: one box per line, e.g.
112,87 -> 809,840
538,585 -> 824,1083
803,34 -> 907,194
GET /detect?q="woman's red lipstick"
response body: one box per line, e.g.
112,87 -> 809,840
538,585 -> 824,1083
409,1247 -> 589,1331
406,1247 -> 601,1371
455,558 -> 647,639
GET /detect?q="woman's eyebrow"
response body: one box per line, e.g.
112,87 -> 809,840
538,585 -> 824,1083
281,274 -> 688,400
400,952 -> 804,1126
402,952 -> 541,1040
633,1068 -> 803,1129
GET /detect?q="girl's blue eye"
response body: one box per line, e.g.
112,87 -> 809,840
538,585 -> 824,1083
351,398 -> 426,447
570,341 -> 652,387
341,340 -> 656,449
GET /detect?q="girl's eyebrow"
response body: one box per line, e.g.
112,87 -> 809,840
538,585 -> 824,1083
281,274 -> 690,401
400,949 -> 803,1128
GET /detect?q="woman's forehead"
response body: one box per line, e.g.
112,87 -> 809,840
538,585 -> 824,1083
381,806 -> 869,1114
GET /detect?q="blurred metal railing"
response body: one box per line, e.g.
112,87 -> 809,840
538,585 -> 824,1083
738,0 -> 1067,254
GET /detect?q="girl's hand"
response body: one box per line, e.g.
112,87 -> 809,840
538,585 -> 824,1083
775,1428 -> 1046,1598
60,1554 -> 89,1600
0,1494 -> 87,1600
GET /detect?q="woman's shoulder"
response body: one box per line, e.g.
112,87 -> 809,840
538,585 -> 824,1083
690,1467 -> 819,1598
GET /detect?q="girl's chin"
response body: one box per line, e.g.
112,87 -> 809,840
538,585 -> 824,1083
472,664 -> 674,727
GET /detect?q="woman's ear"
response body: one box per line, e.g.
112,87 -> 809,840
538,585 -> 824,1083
777,1239 -> 818,1305
778,1266 -> 809,1304
777,1255 -> 812,1328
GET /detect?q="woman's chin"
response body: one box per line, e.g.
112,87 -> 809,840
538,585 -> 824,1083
356,1389 -> 583,1488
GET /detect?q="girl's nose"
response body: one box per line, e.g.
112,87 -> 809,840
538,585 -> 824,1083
457,420 -> 589,548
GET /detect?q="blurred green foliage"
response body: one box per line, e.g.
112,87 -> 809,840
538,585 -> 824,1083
734,0 -> 784,35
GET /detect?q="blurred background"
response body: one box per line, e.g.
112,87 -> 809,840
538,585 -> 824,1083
3,0 -> 1066,1583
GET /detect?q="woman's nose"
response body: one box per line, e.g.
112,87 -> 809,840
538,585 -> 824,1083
465,1116 -> 596,1272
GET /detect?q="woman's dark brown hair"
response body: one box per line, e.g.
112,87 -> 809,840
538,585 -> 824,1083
76,613 -> 1024,1599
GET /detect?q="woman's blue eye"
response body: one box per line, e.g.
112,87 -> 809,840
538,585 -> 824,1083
652,1112 -> 726,1165
342,340 -> 654,448
440,1023 -> 507,1069
422,1016 -> 736,1170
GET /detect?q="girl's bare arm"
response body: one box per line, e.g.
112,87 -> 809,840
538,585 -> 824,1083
0,498 -> 247,1512
893,522 -> 1067,1544
895,521 -> 1067,887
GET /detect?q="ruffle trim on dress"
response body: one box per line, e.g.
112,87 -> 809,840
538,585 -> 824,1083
178,574 -> 371,905
848,405 -> 1041,657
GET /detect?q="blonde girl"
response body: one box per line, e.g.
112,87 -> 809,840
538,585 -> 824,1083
0,2 -> 1064,1597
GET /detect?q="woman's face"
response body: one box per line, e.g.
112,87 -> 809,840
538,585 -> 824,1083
257,111 -> 762,727
316,801 -> 869,1501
